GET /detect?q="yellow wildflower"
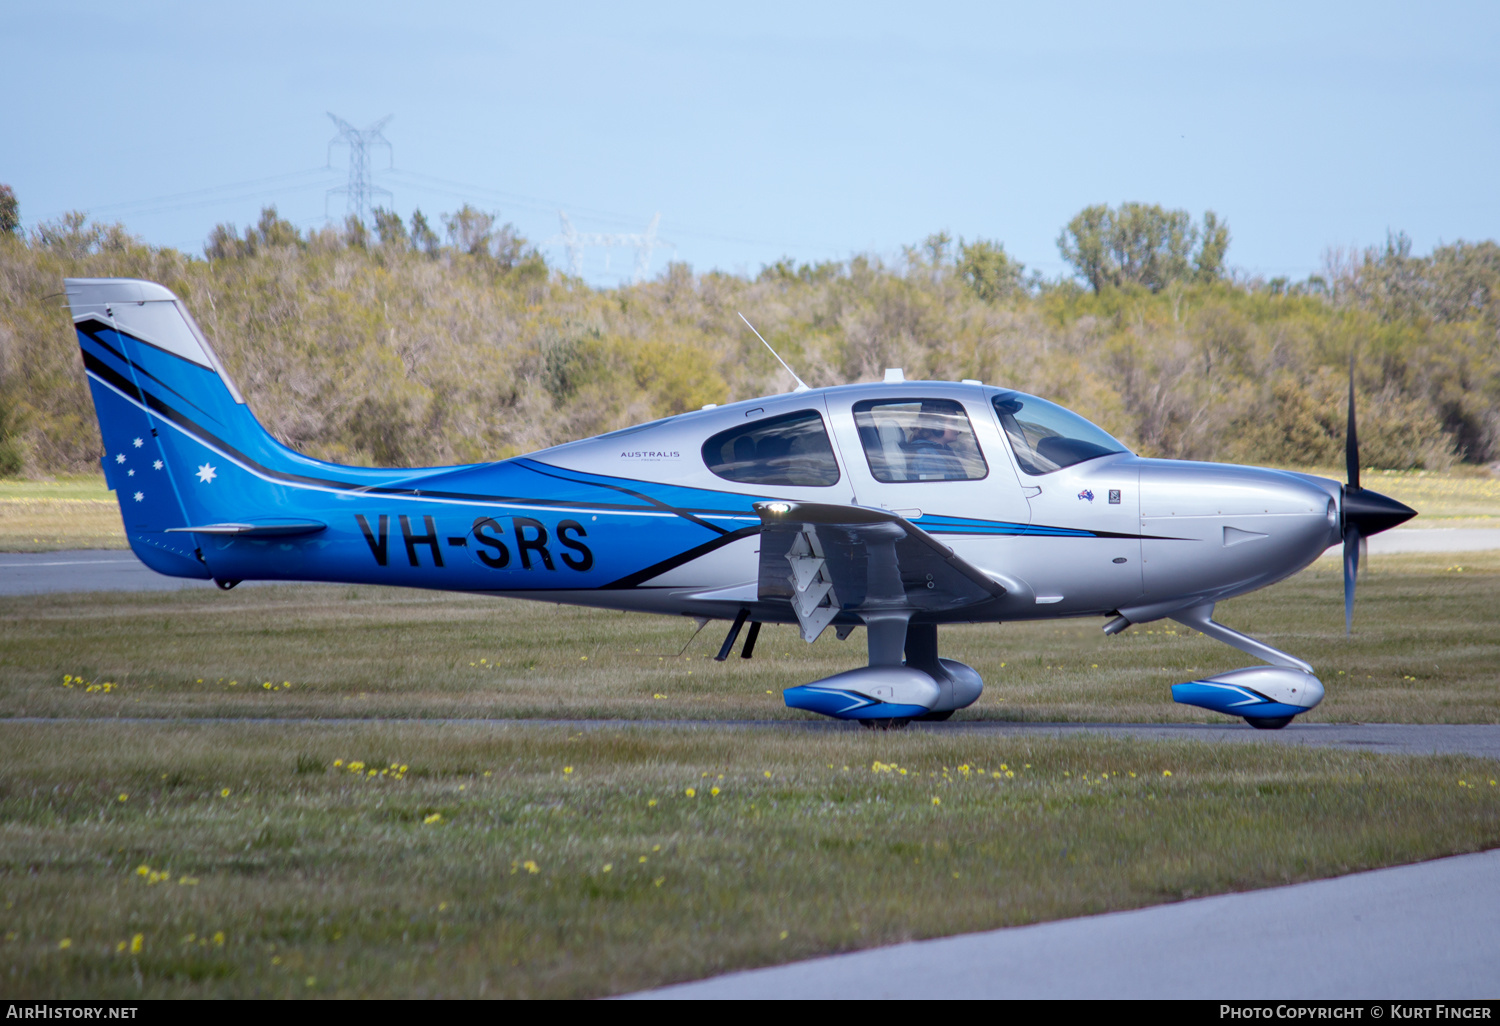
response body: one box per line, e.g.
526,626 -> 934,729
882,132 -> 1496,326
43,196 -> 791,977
130,933 -> 143,954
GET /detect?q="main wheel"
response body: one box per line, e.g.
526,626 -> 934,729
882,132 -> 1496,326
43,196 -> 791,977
917,710 -> 953,722
859,718 -> 911,731
1244,715 -> 1294,730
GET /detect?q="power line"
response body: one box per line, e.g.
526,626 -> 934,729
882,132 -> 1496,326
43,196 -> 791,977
326,114 -> 393,224
29,168 -> 339,225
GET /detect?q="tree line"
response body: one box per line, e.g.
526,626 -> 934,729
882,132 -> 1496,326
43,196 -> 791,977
0,189 -> 1495,479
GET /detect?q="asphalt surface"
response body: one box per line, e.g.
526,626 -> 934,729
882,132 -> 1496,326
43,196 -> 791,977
0,550 -> 243,595
632,848 -> 1500,999
4,527 -> 1500,596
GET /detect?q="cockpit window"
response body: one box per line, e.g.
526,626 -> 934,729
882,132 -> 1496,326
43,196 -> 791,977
701,409 -> 841,487
852,399 -> 988,483
991,391 -> 1128,475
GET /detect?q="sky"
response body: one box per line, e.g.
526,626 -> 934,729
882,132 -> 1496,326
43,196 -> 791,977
4,0 -> 1498,287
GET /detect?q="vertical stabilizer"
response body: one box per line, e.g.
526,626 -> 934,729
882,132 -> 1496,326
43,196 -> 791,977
66,278 -> 252,578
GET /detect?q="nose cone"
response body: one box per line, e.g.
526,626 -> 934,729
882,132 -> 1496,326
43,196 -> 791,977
1343,487 -> 1417,537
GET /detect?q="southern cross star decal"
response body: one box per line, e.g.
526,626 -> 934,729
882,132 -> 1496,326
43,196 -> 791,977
196,463 -> 217,484
115,454 -> 125,464
133,491 -> 143,502
153,460 -> 163,470
132,437 -> 143,448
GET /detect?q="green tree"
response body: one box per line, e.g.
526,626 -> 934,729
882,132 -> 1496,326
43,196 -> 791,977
1058,202 -> 1229,293
1196,211 -> 1230,282
956,238 -> 1025,302
0,185 -> 18,237
372,207 -> 409,249
442,205 -> 494,256
409,209 -> 439,255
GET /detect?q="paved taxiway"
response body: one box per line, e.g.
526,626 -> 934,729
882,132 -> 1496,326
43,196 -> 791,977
4,527 -> 1500,596
633,848 -> 1500,999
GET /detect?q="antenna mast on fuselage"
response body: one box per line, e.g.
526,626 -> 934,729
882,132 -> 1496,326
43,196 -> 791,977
738,312 -> 810,393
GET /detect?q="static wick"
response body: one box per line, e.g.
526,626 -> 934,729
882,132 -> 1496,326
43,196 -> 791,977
738,312 -> 810,392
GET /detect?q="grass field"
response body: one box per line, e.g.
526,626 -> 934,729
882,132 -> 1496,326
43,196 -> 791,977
2,723 -> 1497,998
2,550 -> 1497,724
3,480 -> 1500,997
1,466 -> 1497,552
0,476 -> 128,552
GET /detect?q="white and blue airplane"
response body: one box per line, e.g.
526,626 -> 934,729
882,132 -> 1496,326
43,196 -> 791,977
65,277 -> 1416,729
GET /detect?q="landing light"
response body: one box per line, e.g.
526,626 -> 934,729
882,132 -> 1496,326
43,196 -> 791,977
765,502 -> 791,514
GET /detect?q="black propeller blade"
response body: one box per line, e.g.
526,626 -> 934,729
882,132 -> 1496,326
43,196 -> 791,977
1341,354 -> 1417,633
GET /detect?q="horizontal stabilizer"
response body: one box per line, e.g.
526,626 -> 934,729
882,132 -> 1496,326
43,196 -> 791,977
165,519 -> 327,537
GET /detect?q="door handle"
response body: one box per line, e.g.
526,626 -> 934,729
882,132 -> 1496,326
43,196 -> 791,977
1022,486 -> 1042,498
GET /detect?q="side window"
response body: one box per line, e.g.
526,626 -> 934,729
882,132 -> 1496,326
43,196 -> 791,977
852,399 -> 988,483
701,410 -> 841,487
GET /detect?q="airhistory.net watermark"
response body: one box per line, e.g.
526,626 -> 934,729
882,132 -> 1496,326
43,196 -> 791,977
5,1007 -> 137,1019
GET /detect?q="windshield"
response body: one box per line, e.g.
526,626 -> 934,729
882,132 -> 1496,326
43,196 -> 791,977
991,392 -> 1128,475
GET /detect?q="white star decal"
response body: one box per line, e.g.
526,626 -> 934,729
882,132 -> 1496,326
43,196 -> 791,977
115,454 -> 126,464
196,463 -> 217,484
132,437 -> 144,448
133,491 -> 144,502
127,469 -> 135,477
153,460 -> 163,470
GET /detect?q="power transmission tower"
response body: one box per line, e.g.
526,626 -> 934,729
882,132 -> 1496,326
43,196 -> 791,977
553,211 -> 666,284
326,113 -> 393,224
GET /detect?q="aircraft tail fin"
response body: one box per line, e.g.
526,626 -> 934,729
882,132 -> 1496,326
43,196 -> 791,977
66,278 -> 301,579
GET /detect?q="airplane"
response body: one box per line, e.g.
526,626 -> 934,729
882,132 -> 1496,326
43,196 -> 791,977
63,277 -> 1417,729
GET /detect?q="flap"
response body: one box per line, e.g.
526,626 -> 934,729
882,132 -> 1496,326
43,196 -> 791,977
754,501 -> 1005,619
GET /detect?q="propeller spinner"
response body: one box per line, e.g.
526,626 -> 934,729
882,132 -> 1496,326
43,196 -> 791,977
1342,356 -> 1418,633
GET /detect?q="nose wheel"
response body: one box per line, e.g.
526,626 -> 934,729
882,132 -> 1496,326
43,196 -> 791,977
859,718 -> 911,731
1244,715 -> 1294,730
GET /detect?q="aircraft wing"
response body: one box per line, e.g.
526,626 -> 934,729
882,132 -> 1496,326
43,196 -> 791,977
754,500 -> 1006,641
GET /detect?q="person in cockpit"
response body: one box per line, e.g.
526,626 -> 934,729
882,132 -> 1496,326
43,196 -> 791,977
903,402 -> 966,480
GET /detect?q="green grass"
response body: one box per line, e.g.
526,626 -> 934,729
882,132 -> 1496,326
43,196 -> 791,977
2,722 -> 1497,998
3,539 -> 1499,997
2,550 -> 1498,723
